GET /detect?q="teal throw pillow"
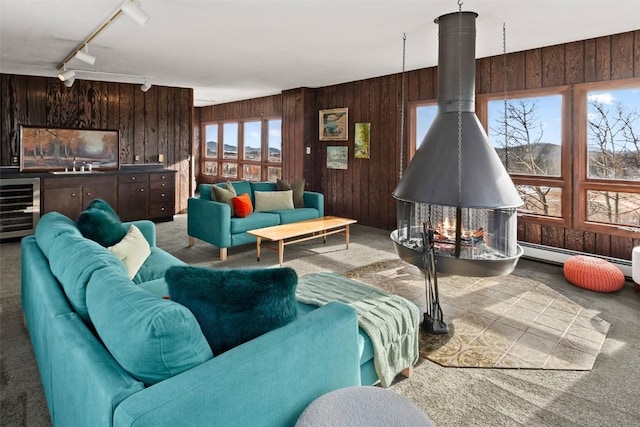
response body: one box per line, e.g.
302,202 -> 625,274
77,199 -> 127,247
165,266 -> 298,355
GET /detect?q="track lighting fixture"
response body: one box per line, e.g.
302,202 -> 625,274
75,46 -> 96,65
58,69 -> 75,81
121,0 -> 150,26
63,77 -> 75,88
140,80 -> 151,92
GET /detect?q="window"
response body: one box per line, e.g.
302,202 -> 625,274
201,117 -> 282,182
576,81 -> 640,232
482,88 -> 569,223
410,102 -> 437,157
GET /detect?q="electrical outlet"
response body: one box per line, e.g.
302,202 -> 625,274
12,156 -> 18,164
306,146 -> 311,155
134,155 -> 140,161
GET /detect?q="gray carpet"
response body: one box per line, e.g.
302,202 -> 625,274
1,214 -> 639,426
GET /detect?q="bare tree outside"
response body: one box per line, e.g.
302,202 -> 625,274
587,90 -> 640,226
489,96 -> 562,216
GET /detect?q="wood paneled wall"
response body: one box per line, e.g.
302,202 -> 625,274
0,74 -> 193,214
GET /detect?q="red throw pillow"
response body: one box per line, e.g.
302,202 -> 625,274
232,193 -> 253,218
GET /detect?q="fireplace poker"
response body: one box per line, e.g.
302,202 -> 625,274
421,223 -> 449,334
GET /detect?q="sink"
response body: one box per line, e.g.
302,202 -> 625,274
49,171 -> 105,175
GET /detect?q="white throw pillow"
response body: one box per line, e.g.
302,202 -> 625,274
254,190 -> 295,212
108,224 -> 151,279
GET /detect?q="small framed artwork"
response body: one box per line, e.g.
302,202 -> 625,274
20,126 -> 119,172
354,122 -> 371,159
319,108 -> 348,141
327,146 -> 348,170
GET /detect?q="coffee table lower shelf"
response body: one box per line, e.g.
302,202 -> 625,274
247,216 -> 357,266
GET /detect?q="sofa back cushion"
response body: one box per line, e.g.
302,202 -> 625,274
229,181 -> 252,199
48,233 -> 126,321
199,184 -> 214,201
35,212 -> 81,258
86,267 -> 213,385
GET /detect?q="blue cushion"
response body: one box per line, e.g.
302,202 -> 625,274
229,212 -> 280,234
86,267 -> 213,385
77,199 -> 127,247
48,233 -> 126,321
229,181 -> 252,199
199,184 -> 214,201
132,247 -> 185,284
35,212 -> 81,258
166,266 -> 298,356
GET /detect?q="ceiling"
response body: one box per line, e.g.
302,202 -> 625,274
1,0 -> 639,107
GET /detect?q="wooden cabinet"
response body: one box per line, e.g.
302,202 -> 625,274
149,172 -> 175,220
117,170 -> 176,222
41,169 -> 175,222
118,173 -> 149,222
42,175 -> 117,220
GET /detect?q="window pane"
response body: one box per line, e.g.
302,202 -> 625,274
586,190 -> 640,226
242,164 -> 261,181
415,105 -> 437,149
587,87 -> 640,181
204,161 -> 217,175
267,166 -> 281,182
516,185 -> 562,217
222,123 -> 238,160
205,124 -> 218,158
488,95 -> 562,176
244,121 -> 261,161
268,119 -> 282,163
221,162 -> 237,178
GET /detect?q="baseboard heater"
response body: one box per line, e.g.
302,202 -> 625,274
519,241 -> 633,279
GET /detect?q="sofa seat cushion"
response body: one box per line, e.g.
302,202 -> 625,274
229,212 -> 280,234
86,267 -> 213,385
296,301 -> 373,365
35,212 -> 82,258
166,266 -> 298,356
132,247 -> 186,285
277,208 -> 320,224
48,233 -> 127,321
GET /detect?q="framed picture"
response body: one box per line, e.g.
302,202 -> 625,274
319,108 -> 348,141
327,146 -> 348,170
20,126 -> 119,172
354,122 -> 371,159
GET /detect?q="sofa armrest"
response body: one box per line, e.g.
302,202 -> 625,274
187,197 -> 232,248
113,302 -> 361,427
303,191 -> 324,217
124,220 -> 156,247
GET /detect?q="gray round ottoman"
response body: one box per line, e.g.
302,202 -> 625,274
295,386 -> 434,427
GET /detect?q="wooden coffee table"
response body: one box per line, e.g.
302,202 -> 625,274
247,216 -> 357,266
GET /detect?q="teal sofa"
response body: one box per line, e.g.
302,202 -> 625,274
21,211 -> 361,427
187,181 -> 323,260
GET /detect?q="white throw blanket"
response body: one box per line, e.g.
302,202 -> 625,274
296,272 -> 420,388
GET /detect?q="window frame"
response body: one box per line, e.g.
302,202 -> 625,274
573,78 -> 640,236
200,115 -> 282,182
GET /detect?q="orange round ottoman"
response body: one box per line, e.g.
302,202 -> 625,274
563,255 -> 625,292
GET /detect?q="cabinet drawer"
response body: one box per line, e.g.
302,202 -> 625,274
43,175 -> 115,188
149,203 -> 174,218
118,174 -> 149,184
149,189 -> 175,204
149,173 -> 175,183
150,180 -> 175,190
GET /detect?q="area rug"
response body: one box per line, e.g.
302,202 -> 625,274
343,259 -> 610,370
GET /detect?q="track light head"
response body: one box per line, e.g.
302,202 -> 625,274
75,47 -> 96,65
121,0 -> 150,26
58,69 -> 75,81
63,77 -> 75,88
141,81 -> 151,92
